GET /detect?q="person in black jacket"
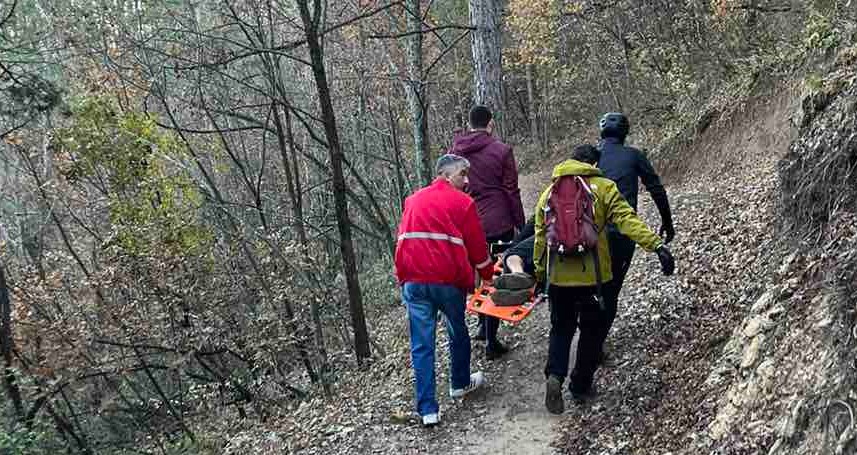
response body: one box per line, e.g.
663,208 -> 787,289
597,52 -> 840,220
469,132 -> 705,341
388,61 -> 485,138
596,113 -> 675,360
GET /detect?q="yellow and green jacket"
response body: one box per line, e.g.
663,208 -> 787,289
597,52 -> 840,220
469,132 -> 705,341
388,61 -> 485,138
534,159 -> 663,286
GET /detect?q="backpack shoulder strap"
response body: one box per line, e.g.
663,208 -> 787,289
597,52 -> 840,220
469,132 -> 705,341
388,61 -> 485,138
543,181 -> 557,211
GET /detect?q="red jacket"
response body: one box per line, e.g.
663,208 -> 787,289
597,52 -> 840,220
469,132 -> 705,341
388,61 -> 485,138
395,178 -> 495,291
450,131 -> 525,238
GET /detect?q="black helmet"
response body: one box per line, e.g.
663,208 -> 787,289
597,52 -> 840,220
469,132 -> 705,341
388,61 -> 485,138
599,112 -> 630,139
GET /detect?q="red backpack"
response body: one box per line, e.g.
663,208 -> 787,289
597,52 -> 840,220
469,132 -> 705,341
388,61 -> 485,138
545,175 -> 598,255
543,175 -> 605,308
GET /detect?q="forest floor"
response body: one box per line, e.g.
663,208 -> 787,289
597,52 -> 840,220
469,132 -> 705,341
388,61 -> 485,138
257,89 -> 799,455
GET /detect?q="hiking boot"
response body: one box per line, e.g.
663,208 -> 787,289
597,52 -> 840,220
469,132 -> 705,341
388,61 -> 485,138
449,372 -> 486,398
486,341 -> 509,361
545,375 -> 564,415
421,413 -> 440,427
494,272 -> 536,290
491,288 -> 531,306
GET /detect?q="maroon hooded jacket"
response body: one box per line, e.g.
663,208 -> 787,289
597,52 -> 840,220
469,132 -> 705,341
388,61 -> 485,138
449,131 -> 525,238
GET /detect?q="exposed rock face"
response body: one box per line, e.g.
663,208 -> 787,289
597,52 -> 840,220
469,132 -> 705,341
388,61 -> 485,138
780,56 -> 857,232
703,55 -> 857,455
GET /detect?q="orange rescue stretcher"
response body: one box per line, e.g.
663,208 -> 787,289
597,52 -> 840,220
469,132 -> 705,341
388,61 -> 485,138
466,259 -> 546,325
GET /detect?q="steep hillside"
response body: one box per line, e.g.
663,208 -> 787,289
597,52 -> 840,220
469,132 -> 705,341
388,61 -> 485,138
702,50 -> 857,455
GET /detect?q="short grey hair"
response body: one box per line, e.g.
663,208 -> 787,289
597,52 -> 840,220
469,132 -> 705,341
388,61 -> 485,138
436,154 -> 470,176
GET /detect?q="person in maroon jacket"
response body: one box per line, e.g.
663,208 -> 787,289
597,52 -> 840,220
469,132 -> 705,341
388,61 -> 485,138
395,154 -> 495,427
450,105 -> 525,360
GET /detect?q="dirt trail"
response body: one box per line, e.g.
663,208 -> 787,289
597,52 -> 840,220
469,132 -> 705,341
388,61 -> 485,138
457,166 -> 570,455
462,314 -> 563,455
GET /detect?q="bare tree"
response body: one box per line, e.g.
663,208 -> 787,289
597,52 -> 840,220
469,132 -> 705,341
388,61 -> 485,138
296,0 -> 372,363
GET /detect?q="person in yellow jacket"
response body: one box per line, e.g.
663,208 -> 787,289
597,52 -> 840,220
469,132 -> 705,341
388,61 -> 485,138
534,144 -> 675,414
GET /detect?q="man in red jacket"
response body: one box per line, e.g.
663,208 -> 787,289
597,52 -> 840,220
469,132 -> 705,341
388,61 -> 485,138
395,154 -> 496,427
450,105 -> 525,359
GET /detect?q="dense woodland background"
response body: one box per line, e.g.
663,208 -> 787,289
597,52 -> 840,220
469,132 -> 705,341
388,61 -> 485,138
0,0 -> 855,453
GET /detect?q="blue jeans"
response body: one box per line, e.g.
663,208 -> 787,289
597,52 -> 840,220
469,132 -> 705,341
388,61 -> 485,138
403,283 -> 472,416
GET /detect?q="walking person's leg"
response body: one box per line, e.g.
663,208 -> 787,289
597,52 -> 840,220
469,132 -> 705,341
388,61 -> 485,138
484,316 -> 506,359
437,285 -> 484,397
474,314 -> 488,341
484,229 -> 515,358
544,285 -> 578,414
403,283 -> 440,421
597,229 -> 636,357
570,287 -> 602,400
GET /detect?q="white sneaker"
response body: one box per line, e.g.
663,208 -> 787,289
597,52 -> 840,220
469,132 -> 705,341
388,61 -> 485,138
421,413 -> 440,427
449,371 -> 486,398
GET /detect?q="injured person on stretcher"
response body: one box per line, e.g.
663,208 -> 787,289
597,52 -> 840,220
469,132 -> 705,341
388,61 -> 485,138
491,218 -> 538,306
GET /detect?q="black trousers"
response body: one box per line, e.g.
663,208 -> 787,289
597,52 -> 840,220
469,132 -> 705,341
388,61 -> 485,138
479,229 -> 515,350
597,229 -> 636,350
543,285 -> 601,393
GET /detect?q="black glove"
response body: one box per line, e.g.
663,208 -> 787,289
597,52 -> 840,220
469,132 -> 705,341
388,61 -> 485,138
656,246 -> 675,276
652,191 -> 675,244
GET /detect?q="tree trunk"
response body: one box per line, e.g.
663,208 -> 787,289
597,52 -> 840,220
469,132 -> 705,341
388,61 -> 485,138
406,0 -> 432,186
541,77 -> 549,150
387,92 -> 407,211
469,0 -> 505,139
526,64 -> 538,142
297,0 -> 371,364
275,105 -> 308,247
0,260 -> 23,419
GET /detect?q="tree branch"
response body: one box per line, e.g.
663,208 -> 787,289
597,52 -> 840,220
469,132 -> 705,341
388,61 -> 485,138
368,25 -> 474,39
734,3 -> 792,13
273,1 -> 405,52
423,29 -> 471,78
0,0 -> 16,29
